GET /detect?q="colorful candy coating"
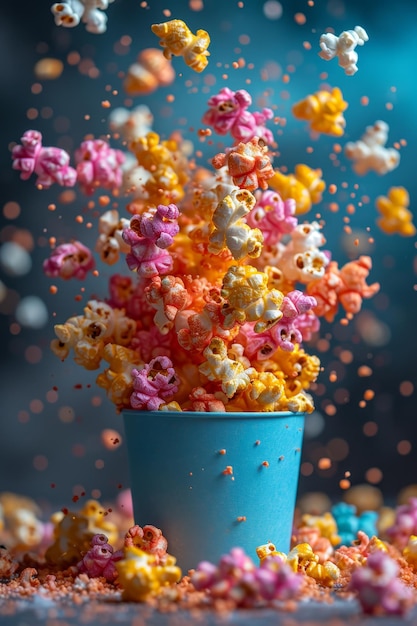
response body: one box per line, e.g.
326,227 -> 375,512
292,88 -> 348,136
151,19 -> 210,73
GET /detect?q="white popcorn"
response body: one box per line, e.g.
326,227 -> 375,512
319,26 -> 368,75
344,120 -> 400,175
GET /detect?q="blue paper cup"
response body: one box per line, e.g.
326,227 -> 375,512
123,410 -> 305,572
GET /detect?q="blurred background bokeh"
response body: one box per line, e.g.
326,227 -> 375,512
1,0 -> 416,515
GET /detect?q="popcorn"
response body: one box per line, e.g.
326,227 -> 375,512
246,190 -> 297,245
146,275 -> 192,334
123,49 -> 175,96
348,551 -> 413,615
95,210 -> 130,266
268,164 -> 326,216
386,497 -> 417,550
77,534 -> 123,582
108,105 -> 154,144
74,139 -> 125,196
221,265 -> 284,332
208,188 -> 263,260
403,535 -> 417,570
198,337 -> 252,398
318,26 -> 369,75
130,356 -> 180,411
116,546 -> 182,602
191,547 -> 301,607
124,524 -> 168,565
202,87 -> 274,144
11,130 -> 77,189
43,241 -> 95,281
344,120 -> 400,175
212,136 -> 274,191
51,0 -> 115,34
287,543 -> 340,587
45,500 -> 118,567
151,19 -> 210,73
292,87 -> 348,136
376,186 -> 416,237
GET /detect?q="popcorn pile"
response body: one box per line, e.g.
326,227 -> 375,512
1,491 -> 417,615
12,14 -> 410,415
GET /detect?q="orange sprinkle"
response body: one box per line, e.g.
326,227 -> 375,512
49,237 -> 56,247
360,96 -> 369,106
222,465 -> 233,475
101,100 -> 111,108
49,285 -> 58,295
318,457 -> 331,470
92,270 -> 99,277
328,184 -> 337,194
75,215 -> 83,223
294,12 -> 306,24
98,195 -> 111,207
358,365 -> 373,377
48,203 -> 56,211
339,479 -> 351,489
236,516 -> 247,522
364,389 -> 375,401
261,461 -> 269,467
166,94 -> 175,102
218,449 -> 226,455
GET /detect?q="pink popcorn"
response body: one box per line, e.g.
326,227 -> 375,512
255,555 -> 302,602
386,497 -> 417,550
247,190 -> 298,246
132,327 -> 172,362
202,87 -> 274,144
11,130 -> 77,189
212,137 -> 274,191
191,547 -> 301,607
130,356 -> 180,410
124,524 -> 168,565
191,547 -> 259,607
122,208 -> 178,278
348,551 -> 413,616
130,204 -> 180,247
74,138 -> 125,195
43,241 -> 95,280
77,533 -> 123,582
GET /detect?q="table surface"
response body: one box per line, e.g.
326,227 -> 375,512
0,596 -> 416,626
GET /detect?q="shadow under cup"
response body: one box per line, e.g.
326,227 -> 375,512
122,410 -> 305,573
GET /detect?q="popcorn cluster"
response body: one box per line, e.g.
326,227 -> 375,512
11,15 -> 401,414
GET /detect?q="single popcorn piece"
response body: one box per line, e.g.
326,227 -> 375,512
108,105 -> 154,143
151,19 -> 210,73
146,275 -> 192,334
292,87 -> 348,136
76,534 -> 123,582
51,0 -> 115,34
221,265 -> 285,333
123,48 -> 175,96
376,186 -> 416,237
212,137 -> 274,191
202,87 -> 274,144
124,524 -> 168,565
246,190 -> 297,245
199,337 -> 253,398
208,188 -> 263,260
95,209 -> 130,265
130,356 -> 180,411
74,139 -> 125,196
344,120 -> 400,175
274,221 -> 329,284
43,241 -> 95,281
318,26 -> 369,75
268,164 -> 326,216
116,546 -> 182,602
11,130 -> 77,189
